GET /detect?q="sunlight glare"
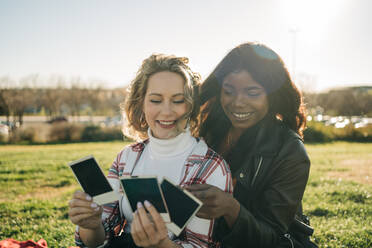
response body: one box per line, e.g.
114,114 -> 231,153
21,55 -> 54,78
282,0 -> 349,34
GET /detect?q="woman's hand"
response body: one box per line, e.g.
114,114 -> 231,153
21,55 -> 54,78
185,184 -> 240,226
131,201 -> 172,248
68,190 -> 103,230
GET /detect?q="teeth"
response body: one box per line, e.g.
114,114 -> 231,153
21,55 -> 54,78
232,112 -> 252,119
159,120 -> 175,125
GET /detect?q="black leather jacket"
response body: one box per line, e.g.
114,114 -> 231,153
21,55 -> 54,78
214,118 -> 310,248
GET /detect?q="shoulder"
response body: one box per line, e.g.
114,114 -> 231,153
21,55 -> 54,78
257,119 -> 310,167
120,139 -> 148,155
113,140 -> 148,165
279,125 -> 309,163
191,138 -> 231,175
128,139 -> 148,152
192,138 -> 225,162
189,139 -> 232,191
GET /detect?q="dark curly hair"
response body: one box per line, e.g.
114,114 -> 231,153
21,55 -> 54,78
199,42 -> 306,148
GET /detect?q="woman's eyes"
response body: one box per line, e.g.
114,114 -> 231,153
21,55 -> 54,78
222,88 -> 233,95
149,99 -> 185,104
222,88 -> 262,97
246,91 -> 261,97
173,99 -> 185,104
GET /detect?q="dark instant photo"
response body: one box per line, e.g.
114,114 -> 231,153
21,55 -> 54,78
161,178 -> 201,231
70,157 -> 112,196
120,177 -> 168,216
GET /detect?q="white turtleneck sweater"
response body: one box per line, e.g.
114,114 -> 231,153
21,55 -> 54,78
121,128 -> 197,224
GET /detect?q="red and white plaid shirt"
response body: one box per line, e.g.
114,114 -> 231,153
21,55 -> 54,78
75,138 -> 233,248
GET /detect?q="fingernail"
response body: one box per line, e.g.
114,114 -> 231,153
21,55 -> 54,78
137,202 -> 143,208
86,195 -> 92,201
91,203 -> 97,208
144,200 -> 151,207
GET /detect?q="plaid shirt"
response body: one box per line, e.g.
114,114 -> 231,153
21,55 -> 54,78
75,138 -> 233,248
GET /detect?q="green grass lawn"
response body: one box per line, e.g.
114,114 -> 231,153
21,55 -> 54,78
0,141 -> 371,247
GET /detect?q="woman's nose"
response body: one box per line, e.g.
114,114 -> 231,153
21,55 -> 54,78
161,102 -> 173,114
232,93 -> 247,107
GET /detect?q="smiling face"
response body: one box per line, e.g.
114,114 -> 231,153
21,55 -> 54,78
143,71 -> 188,139
220,70 -> 269,131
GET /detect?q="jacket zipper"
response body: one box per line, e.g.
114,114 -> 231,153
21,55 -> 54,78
251,156 -> 263,187
284,233 -> 294,248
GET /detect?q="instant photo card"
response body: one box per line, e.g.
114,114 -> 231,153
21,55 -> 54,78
120,176 -> 170,222
68,155 -> 119,205
160,177 -> 203,236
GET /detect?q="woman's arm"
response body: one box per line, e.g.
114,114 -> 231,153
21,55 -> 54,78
216,139 -> 311,247
69,191 -> 106,247
78,225 -> 106,247
73,147 -> 129,247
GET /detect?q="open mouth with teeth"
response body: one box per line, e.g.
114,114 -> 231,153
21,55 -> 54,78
157,120 -> 177,128
231,112 -> 253,120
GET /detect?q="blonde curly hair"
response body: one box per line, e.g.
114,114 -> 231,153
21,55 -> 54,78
121,54 -> 201,141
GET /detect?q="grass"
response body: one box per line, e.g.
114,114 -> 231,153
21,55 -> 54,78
0,141 -> 371,247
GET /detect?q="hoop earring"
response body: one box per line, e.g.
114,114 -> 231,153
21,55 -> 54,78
140,113 -> 146,124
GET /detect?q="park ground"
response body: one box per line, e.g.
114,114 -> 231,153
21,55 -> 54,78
0,141 -> 371,247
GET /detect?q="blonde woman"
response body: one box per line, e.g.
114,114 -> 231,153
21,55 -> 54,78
68,54 -> 233,248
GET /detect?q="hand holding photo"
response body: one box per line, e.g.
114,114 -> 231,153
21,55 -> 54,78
68,155 -> 119,205
120,176 -> 170,223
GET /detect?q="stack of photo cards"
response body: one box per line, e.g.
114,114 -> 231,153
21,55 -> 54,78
120,176 -> 202,236
68,155 -> 120,205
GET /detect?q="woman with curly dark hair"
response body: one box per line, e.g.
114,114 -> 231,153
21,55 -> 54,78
186,42 -> 316,248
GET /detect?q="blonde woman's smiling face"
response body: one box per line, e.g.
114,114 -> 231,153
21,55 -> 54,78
143,71 -> 188,139
220,70 -> 269,131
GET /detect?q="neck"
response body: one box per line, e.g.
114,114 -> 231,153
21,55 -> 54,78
229,127 -> 245,144
147,128 -> 195,157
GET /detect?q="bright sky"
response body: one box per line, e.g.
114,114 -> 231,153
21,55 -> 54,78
0,0 -> 371,92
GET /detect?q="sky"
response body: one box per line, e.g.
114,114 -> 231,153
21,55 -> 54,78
0,0 -> 371,92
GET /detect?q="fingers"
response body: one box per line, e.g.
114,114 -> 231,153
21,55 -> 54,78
144,201 -> 167,237
131,201 -> 168,247
69,190 -> 95,208
68,190 -> 103,226
192,188 -> 218,201
73,190 -> 93,201
185,184 -> 221,201
195,211 -> 213,219
69,198 -> 99,210
69,190 -> 101,210
69,204 -> 101,217
70,210 -> 100,224
131,211 -> 149,245
185,183 -> 213,191
136,202 -> 157,238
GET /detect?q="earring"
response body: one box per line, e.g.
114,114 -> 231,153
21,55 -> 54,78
140,113 -> 145,123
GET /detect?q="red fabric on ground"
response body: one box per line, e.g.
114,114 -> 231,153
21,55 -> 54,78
0,239 -> 47,248
0,239 -> 79,248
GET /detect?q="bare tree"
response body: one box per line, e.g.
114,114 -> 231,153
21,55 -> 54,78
64,77 -> 87,120
0,76 -> 13,125
11,75 -> 40,126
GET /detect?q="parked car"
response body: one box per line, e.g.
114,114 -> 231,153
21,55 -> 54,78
47,116 -> 68,124
0,124 -> 9,136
